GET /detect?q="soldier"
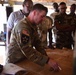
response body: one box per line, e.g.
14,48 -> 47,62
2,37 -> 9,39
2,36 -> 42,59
6,3 -> 59,71
54,2 -> 76,49
68,4 -> 76,49
38,16 -> 54,49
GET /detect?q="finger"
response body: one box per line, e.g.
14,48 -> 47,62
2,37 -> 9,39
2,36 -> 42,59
52,64 -> 59,72
49,67 -> 54,71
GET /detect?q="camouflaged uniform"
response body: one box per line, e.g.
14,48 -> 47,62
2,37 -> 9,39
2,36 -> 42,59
67,13 -> 76,26
6,18 -> 48,66
55,13 -> 74,49
37,16 -> 53,47
68,13 -> 76,47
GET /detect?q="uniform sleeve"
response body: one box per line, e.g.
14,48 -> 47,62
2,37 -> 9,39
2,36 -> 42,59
22,46 -> 49,66
7,12 -> 15,29
48,16 -> 53,29
33,35 -> 47,56
20,32 -> 48,66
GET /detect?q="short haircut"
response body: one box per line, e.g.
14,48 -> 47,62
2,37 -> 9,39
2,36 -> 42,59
59,2 -> 66,6
31,3 -> 48,13
53,2 -> 58,7
23,0 -> 33,6
71,4 -> 76,8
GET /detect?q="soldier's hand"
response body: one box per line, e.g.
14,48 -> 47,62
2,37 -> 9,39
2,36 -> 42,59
47,58 -> 59,72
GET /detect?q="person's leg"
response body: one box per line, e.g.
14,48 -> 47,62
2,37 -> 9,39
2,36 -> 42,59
48,28 -> 54,49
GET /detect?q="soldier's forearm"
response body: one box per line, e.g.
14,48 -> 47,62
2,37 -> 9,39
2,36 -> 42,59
22,46 -> 48,66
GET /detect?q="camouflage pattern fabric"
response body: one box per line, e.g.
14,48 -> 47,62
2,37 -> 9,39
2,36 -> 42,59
37,16 -> 53,47
6,18 -> 48,66
55,13 -> 74,49
68,13 -> 76,47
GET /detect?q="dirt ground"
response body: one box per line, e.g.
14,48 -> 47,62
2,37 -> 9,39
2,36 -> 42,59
16,48 -> 73,75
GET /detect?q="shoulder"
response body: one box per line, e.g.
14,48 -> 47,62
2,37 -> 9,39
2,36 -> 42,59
55,14 -> 60,19
50,13 -> 59,20
46,16 -> 53,24
15,18 -> 30,30
46,16 -> 52,20
10,10 -> 22,16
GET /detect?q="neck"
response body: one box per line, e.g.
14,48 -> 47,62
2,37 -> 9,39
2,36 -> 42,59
27,15 -> 36,26
27,16 -> 33,24
21,10 -> 29,17
55,9 -> 59,12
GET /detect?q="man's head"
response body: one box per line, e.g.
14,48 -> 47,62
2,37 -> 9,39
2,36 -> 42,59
58,2 -> 67,14
53,2 -> 59,12
22,0 -> 33,15
28,3 -> 48,25
70,4 -> 76,14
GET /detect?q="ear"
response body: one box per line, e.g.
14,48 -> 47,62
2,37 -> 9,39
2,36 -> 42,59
22,4 -> 24,7
33,10 -> 37,15
58,6 -> 60,10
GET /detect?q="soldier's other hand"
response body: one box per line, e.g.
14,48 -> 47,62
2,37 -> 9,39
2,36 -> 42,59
47,58 -> 59,72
